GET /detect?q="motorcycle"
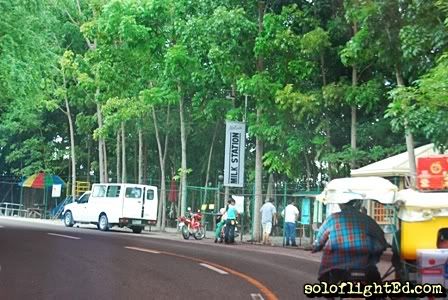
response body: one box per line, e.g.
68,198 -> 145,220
177,209 -> 205,240
217,220 -> 239,243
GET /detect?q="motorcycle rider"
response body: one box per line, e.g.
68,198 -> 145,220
312,200 -> 388,284
224,198 -> 238,244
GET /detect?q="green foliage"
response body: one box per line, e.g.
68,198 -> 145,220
164,44 -> 200,87
301,27 -> 331,55
238,73 -> 280,103
276,84 -> 319,119
340,27 -> 374,66
387,52 -> 448,148
0,0 -> 446,186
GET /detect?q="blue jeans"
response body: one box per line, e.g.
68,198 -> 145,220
224,219 -> 236,243
285,222 -> 297,245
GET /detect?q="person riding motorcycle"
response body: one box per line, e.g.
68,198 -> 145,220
224,198 -> 238,244
312,200 -> 388,284
214,207 -> 227,243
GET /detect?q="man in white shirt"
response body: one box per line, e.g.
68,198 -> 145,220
282,199 -> 299,247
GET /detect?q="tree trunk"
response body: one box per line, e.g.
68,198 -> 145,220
66,100 -> 76,197
318,31 -> 333,180
121,121 -> 127,183
253,0 -> 266,242
86,138 -> 91,183
204,121 -> 219,212
138,127 -> 143,184
405,127 -> 416,188
304,151 -> 312,191
161,106 -> 170,230
254,129 -> 264,242
96,102 -> 104,183
384,17 -> 416,188
152,106 -> 170,230
103,138 -> 108,183
116,129 -> 121,183
320,52 -> 327,86
178,84 -> 188,217
205,121 -> 219,187
224,186 -> 230,205
265,173 -> 274,202
153,109 -> 162,229
177,180 -> 182,218
350,22 -> 358,169
351,104 -> 357,152
63,73 -> 76,197
326,123 -> 333,180
68,152 -> 71,196
143,142 -> 148,184
395,67 -> 417,188
134,139 -> 137,183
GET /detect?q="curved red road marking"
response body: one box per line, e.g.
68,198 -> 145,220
125,246 -> 278,300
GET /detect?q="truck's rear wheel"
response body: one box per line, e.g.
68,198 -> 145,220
98,214 -> 109,231
132,226 -> 143,234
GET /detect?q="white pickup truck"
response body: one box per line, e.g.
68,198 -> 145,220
63,183 -> 158,233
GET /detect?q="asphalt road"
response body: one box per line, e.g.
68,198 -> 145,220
0,218 -> 319,300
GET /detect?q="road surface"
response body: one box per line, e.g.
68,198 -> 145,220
0,218 -> 319,299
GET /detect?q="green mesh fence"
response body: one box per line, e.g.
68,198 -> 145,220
166,183 -> 323,245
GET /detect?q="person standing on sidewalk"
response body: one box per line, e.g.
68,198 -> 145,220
224,198 -> 237,244
260,199 -> 277,245
282,199 -> 299,247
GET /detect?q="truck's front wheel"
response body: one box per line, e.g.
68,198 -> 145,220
64,211 -> 74,227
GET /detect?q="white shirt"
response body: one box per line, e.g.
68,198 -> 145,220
282,204 -> 299,223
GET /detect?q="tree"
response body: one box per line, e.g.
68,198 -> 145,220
373,0 -> 448,186
46,50 -> 80,197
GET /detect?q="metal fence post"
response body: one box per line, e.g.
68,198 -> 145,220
241,185 -> 245,242
44,187 -> 47,219
282,182 -> 287,247
20,182 -> 24,206
250,183 -> 255,241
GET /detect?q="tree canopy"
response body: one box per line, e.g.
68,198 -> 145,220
1,0 -> 447,189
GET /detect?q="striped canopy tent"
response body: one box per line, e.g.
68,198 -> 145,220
18,172 -> 66,215
20,172 -> 65,189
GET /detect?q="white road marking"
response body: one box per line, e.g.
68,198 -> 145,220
47,233 -> 80,240
125,246 -> 160,254
199,263 -> 228,275
250,293 -> 264,300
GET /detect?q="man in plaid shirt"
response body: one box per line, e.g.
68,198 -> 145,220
313,201 -> 388,283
